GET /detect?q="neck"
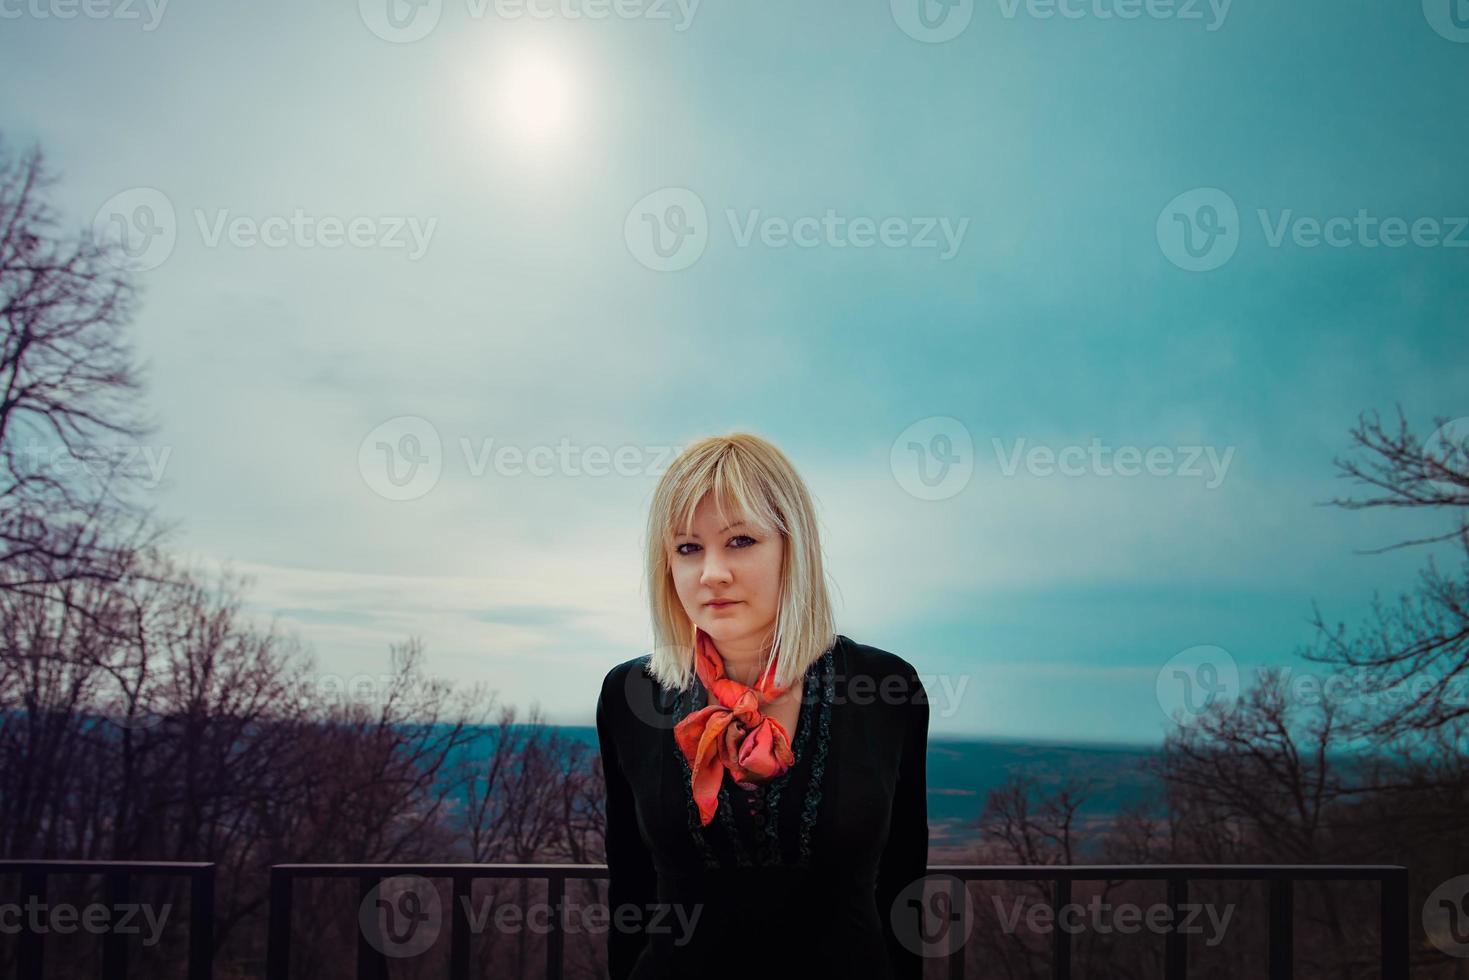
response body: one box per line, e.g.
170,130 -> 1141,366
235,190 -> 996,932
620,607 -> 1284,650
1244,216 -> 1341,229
711,632 -> 771,687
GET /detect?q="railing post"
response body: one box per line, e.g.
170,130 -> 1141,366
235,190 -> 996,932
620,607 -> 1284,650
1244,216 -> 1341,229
451,871 -> 471,980
1268,877 -> 1292,980
266,866 -> 293,980
1381,868 -> 1408,980
19,868 -> 45,980
1165,876 -> 1188,980
102,871 -> 130,980
947,877 -> 966,980
1051,876 -> 1072,980
357,875 -> 388,980
189,865 -> 215,980
546,872 -> 565,980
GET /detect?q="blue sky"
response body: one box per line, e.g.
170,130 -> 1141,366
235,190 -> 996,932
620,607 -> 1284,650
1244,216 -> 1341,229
2,0 -> 1466,744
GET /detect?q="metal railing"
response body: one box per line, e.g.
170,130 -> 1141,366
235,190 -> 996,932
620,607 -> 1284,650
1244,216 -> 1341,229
265,862 -> 1410,980
0,859 -> 215,980
928,863 -> 1409,980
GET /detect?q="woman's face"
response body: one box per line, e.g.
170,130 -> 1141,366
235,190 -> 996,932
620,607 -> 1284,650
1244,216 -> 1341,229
667,493 -> 784,650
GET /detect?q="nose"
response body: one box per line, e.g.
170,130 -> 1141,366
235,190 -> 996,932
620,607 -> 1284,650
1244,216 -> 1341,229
699,552 -> 732,587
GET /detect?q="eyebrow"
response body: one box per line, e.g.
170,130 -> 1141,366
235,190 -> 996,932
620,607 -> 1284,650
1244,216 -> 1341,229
676,522 -> 747,540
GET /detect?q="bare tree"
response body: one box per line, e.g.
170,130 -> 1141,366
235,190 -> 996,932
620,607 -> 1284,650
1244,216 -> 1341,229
0,132 -> 617,979
0,134 -> 172,612
1301,406 -> 1469,741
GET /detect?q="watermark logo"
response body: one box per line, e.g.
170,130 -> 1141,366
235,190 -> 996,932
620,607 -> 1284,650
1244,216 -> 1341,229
360,0 -> 443,42
1423,0 -> 1469,42
893,0 -> 1229,40
726,209 -> 968,258
890,874 -> 976,957
0,898 -> 173,943
360,875 -> 441,958
625,188 -> 969,271
358,416 -> 444,502
891,416 -> 975,501
311,673 -> 407,715
360,0 -> 699,40
192,209 -> 436,260
91,189 -> 437,269
995,0 -> 1231,29
621,647 -> 684,732
1256,210 -> 1468,251
625,187 -> 709,272
0,0 -> 169,30
993,894 -> 1235,944
16,441 -> 172,492
475,0 -> 699,28
1424,875 -> 1469,957
1157,188 -> 1238,272
93,187 -> 177,272
1156,645 -> 1239,723
1159,188 -> 1469,271
1424,417 -> 1469,498
891,0 -> 974,42
358,426 -> 684,500
992,437 -> 1235,488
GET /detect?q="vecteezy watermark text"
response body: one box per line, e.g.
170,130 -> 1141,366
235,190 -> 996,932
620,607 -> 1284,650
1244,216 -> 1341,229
0,0 -> 167,29
0,899 -> 172,945
624,188 -> 969,272
358,416 -> 685,501
888,418 -> 1236,501
992,894 -> 1236,945
92,188 -> 437,271
16,442 -> 172,490
1158,188 -> 1469,272
889,0 -> 1230,44
358,876 -> 703,958
359,0 -> 698,43
193,209 -> 436,260
994,0 -> 1230,29
992,437 -> 1235,489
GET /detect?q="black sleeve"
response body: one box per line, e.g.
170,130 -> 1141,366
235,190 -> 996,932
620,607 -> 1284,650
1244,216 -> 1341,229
874,667 -> 930,980
596,668 -> 659,980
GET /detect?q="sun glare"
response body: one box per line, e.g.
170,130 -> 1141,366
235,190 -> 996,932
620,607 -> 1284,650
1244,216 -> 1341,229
491,42 -> 583,149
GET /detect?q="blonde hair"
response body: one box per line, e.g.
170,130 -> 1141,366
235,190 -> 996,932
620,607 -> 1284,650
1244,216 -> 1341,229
644,432 -> 837,692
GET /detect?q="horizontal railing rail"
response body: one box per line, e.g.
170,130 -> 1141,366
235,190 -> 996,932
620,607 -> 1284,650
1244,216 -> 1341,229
266,862 -> 1409,980
0,859 -> 215,980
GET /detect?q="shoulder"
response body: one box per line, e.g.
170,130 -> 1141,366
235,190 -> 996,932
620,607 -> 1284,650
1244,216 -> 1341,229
598,654 -> 654,715
837,634 -> 922,685
601,653 -> 652,690
836,635 -> 929,716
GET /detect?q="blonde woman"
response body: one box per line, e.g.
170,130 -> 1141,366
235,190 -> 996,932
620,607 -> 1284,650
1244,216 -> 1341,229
595,433 -> 930,980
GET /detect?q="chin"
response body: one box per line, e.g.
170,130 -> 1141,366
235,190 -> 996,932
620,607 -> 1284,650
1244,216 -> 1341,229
697,614 -> 742,637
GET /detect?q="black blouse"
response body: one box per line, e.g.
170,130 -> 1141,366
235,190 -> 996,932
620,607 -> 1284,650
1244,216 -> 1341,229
595,634 -> 930,980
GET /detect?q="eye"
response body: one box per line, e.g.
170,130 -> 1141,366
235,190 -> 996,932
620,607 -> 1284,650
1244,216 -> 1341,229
674,534 -> 756,557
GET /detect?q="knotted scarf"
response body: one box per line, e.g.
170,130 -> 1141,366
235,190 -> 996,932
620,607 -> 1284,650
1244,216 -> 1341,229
673,625 -> 796,827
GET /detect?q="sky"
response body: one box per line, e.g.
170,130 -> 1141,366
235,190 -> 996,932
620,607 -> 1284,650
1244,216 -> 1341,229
2,0 -> 1466,744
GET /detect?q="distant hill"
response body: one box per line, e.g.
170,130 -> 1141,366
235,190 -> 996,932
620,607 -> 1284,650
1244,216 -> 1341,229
530,725 -> 1164,849
923,736 -> 1162,848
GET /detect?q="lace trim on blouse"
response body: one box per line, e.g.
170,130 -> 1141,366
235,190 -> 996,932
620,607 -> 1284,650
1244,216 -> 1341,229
671,642 -> 835,869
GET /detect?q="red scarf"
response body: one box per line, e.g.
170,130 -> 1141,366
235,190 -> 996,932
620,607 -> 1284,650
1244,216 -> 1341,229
673,625 -> 796,826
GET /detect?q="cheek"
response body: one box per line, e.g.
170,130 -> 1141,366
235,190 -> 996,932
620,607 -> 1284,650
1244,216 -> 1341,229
744,553 -> 782,602
669,563 -> 696,596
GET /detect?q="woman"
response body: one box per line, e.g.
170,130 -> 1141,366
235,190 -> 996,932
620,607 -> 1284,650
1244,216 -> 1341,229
595,433 -> 930,980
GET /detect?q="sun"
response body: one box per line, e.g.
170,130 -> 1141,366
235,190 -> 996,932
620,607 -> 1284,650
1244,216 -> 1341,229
490,40 -> 583,150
